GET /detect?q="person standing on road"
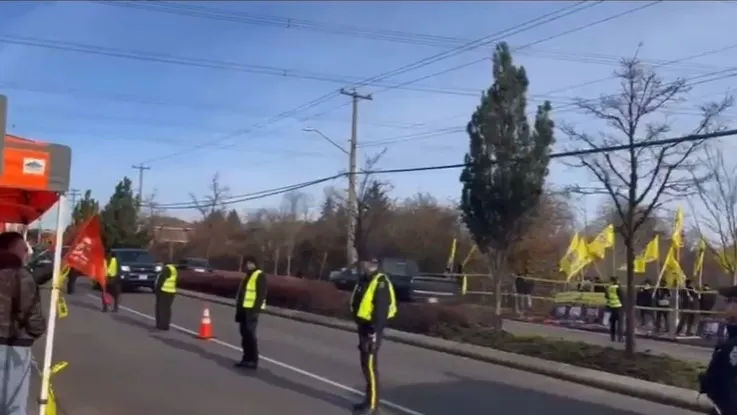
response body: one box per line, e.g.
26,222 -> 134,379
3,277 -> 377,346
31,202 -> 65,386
605,276 -> 623,342
351,258 -> 397,415
154,264 -> 178,330
234,256 -> 267,369
103,252 -> 121,313
0,232 -> 45,415
636,279 -> 654,329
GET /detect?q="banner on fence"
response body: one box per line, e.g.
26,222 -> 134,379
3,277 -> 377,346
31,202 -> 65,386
552,291 -> 606,306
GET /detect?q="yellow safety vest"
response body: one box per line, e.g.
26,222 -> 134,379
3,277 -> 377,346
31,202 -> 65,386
240,270 -> 266,310
352,273 -> 398,322
607,284 -> 622,308
158,265 -> 178,294
106,257 -> 118,278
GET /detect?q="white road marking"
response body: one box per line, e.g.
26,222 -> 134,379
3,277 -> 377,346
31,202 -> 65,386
84,294 -> 425,415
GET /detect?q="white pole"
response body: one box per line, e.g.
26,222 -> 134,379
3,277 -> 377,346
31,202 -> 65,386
38,195 -> 65,415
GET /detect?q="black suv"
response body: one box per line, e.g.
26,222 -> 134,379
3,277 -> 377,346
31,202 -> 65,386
111,248 -> 162,291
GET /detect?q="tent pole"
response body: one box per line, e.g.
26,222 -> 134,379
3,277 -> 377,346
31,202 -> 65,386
38,195 -> 65,415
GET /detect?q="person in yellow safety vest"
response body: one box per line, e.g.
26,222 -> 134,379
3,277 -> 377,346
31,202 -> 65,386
234,256 -> 267,370
103,253 -> 121,313
605,276 -> 624,343
154,264 -> 178,330
350,258 -> 397,415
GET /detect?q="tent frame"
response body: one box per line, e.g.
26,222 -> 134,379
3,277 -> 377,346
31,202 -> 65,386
37,194 -> 65,414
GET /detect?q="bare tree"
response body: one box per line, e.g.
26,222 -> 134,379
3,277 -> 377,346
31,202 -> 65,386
692,144 -> 737,284
190,172 -> 231,219
189,173 -> 231,259
564,57 -> 732,355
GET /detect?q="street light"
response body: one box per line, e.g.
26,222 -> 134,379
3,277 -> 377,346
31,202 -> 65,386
302,127 -> 349,155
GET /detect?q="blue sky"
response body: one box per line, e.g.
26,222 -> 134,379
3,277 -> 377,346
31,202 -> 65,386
1,1 -> 736,226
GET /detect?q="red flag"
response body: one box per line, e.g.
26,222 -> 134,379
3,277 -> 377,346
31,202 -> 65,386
63,215 -> 106,291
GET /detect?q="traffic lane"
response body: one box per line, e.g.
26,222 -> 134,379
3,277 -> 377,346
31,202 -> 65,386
504,319 -> 711,363
28,292 -> 360,415
115,289 -> 703,415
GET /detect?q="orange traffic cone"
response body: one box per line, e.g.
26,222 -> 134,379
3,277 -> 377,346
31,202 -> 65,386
198,307 -> 213,340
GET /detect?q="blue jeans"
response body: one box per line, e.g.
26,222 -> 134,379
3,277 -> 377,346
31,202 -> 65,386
0,345 -> 31,415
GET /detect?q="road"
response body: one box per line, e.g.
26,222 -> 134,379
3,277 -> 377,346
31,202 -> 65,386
504,319 -> 712,363
26,285 -> 706,415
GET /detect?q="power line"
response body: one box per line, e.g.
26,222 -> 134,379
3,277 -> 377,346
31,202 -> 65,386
137,1 -> 598,164
153,128 -> 737,209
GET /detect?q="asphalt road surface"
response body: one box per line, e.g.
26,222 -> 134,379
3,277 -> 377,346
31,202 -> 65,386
26,285 -> 706,415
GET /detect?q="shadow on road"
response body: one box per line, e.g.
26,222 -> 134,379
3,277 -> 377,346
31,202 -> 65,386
380,370 -> 649,415
150,334 -> 355,410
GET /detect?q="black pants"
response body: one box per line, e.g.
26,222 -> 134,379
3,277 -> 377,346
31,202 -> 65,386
608,307 -> 621,341
66,272 -> 78,294
677,311 -> 696,335
639,309 -> 653,327
102,278 -> 121,312
155,292 -> 175,330
655,310 -> 670,333
239,318 -> 259,364
358,325 -> 383,410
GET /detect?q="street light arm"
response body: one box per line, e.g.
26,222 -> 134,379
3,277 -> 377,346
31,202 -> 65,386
302,128 -> 349,155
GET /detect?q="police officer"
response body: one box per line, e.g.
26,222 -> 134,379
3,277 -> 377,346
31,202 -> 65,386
351,259 -> 397,415
700,291 -> 737,415
103,253 -> 121,313
605,276 -> 623,342
155,263 -> 178,330
234,256 -> 267,369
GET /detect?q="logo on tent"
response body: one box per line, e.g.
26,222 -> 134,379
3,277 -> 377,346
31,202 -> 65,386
23,158 -> 46,175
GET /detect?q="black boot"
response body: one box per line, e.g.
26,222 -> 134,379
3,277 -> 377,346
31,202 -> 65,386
234,360 -> 257,370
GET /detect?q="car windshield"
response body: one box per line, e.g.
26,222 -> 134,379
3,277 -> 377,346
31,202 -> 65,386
116,250 -> 155,264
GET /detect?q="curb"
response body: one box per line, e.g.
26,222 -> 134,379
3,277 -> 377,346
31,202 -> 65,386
178,288 -> 712,413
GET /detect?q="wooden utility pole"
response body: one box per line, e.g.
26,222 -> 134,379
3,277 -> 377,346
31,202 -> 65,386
339,88 -> 372,266
131,164 -> 151,205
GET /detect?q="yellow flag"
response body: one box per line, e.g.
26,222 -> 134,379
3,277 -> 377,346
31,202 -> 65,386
587,224 -> 614,259
446,238 -> 457,271
567,237 -> 592,280
641,235 -> 660,263
559,233 -> 580,276
717,249 -> 737,274
663,246 -> 686,287
57,296 -> 68,318
634,258 -> 647,273
672,208 -> 684,249
45,387 -> 57,415
461,245 -> 477,267
693,238 -> 706,278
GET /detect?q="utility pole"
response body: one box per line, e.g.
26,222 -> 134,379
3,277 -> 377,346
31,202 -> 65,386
131,164 -> 151,205
340,88 -> 372,266
68,189 -> 81,208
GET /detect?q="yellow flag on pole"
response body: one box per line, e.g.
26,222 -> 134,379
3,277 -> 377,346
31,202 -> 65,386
693,238 -> 706,277
672,208 -> 684,249
445,238 -> 457,271
663,246 -> 686,287
587,224 -> 614,260
559,233 -> 580,276
641,235 -> 660,263
717,249 -> 737,274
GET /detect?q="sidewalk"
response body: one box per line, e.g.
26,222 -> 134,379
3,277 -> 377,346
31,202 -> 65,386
503,319 -> 712,363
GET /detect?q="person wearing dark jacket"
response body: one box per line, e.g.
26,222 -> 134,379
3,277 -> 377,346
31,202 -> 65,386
234,257 -> 267,369
351,259 -> 397,415
637,280 -> 654,329
654,282 -> 672,334
700,302 -> 737,415
677,279 -> 699,336
0,232 -> 45,415
154,264 -> 178,330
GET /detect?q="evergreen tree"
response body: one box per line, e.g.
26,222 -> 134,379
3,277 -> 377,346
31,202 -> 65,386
459,42 -> 555,327
101,177 -> 149,250
72,190 -> 99,226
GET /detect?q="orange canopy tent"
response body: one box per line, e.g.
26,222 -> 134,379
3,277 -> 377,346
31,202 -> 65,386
0,134 -> 71,224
